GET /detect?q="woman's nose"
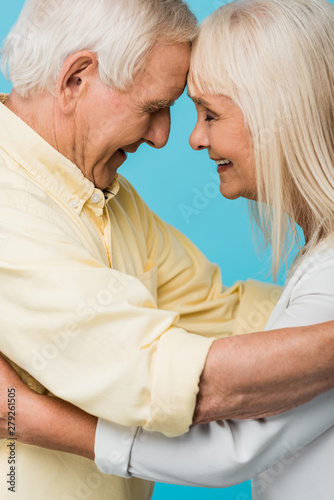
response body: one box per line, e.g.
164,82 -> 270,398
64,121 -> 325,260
189,121 -> 209,151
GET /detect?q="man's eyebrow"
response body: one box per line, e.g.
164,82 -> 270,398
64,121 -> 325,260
142,98 -> 176,113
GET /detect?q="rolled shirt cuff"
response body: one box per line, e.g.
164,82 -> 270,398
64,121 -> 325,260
144,328 -> 215,437
95,330 -> 214,474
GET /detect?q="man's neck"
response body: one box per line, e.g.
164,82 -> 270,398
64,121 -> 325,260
5,91 -> 62,152
4,90 -> 118,190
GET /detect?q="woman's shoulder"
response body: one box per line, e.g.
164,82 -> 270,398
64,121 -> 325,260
265,242 -> 334,330
291,242 -> 334,291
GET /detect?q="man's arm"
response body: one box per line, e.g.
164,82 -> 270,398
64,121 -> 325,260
0,195 -> 218,438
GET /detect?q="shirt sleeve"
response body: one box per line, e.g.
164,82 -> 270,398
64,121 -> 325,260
0,201 -> 214,437
95,246 -> 334,483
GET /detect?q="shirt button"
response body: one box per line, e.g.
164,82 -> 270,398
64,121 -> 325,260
91,193 -> 101,204
71,200 -> 79,209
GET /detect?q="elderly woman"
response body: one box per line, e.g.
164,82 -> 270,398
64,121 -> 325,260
1,0 -> 334,499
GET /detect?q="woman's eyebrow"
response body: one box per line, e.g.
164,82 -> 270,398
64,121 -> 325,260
187,93 -> 220,115
187,92 -> 210,107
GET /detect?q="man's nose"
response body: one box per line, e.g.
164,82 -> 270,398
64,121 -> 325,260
144,108 -> 171,149
189,121 -> 209,151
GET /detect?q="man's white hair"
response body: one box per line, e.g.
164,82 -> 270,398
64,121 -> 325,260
1,0 -> 197,98
189,0 -> 334,279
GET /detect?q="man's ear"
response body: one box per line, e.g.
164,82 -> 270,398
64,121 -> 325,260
56,51 -> 98,114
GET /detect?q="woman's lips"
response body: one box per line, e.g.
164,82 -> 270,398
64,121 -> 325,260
217,162 -> 233,173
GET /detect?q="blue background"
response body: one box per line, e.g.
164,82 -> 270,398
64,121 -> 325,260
0,1 -> 320,499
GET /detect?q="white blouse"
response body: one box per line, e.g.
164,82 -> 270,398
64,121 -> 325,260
95,245 -> 334,499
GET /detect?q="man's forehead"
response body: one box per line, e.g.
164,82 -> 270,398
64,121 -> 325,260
134,44 -> 189,99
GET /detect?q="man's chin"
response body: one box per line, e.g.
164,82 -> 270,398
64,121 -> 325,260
96,150 -> 127,189
114,149 -> 129,172
118,148 -> 128,160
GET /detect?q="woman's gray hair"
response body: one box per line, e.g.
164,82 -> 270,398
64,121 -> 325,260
1,0 -> 197,98
189,0 -> 334,278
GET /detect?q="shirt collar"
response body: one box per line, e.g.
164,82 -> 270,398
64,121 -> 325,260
0,94 -> 120,216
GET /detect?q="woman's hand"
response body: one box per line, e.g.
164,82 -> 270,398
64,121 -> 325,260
0,355 -> 35,442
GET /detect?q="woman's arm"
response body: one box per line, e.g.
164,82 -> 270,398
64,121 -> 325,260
0,356 -> 96,460
127,390 -> 334,487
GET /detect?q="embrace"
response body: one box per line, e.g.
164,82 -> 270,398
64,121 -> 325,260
1,0 -> 334,499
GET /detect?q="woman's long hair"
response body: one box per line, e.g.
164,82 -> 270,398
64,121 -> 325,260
189,0 -> 334,279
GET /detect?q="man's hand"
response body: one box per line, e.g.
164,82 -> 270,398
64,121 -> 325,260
194,323 -> 334,424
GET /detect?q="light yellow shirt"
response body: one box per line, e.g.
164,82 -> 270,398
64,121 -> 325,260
0,94 -> 280,499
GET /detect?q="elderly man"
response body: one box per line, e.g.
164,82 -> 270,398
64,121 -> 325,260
0,1 -> 334,499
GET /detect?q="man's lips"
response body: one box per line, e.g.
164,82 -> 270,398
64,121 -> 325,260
123,145 -> 142,154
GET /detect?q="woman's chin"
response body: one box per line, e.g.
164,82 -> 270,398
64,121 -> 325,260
219,185 -> 242,200
219,185 -> 258,201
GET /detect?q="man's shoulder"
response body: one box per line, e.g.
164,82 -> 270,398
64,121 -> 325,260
0,156 -> 50,206
117,174 -> 142,198
0,157 -> 76,239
